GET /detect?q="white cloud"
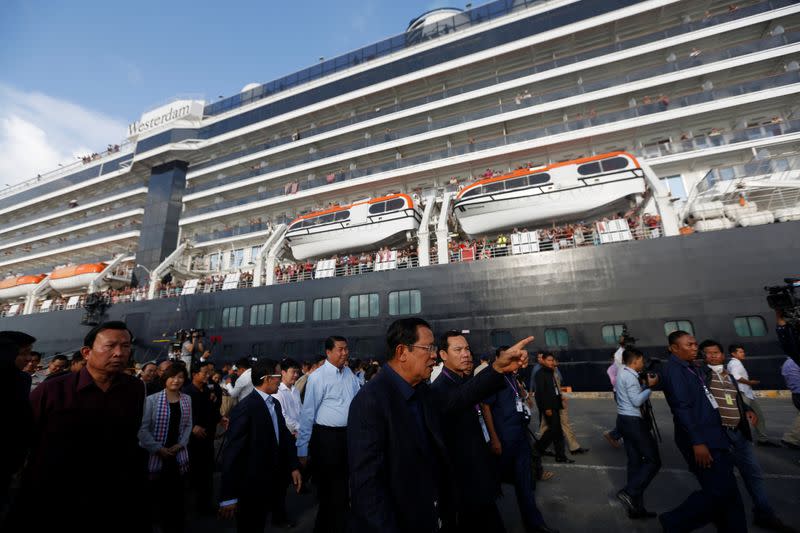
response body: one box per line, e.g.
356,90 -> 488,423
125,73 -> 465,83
0,84 -> 127,187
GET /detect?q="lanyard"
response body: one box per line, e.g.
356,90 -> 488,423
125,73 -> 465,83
441,368 -> 483,415
505,375 -> 520,398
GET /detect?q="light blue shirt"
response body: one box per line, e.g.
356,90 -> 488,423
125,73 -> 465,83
616,366 -> 651,417
255,388 -> 280,445
296,360 -> 361,456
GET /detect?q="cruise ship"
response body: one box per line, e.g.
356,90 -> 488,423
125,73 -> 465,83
2,0 -> 799,389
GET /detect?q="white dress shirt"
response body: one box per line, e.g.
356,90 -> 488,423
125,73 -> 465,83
727,358 -> 754,400
227,368 -> 254,403
272,382 -> 301,434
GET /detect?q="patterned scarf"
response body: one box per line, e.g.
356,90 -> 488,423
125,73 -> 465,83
147,390 -> 192,477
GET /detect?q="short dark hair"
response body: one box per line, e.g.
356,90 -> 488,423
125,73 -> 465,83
235,357 -> 251,370
141,361 -> 157,372
386,318 -> 431,360
280,357 -> 300,371
542,352 -> 556,361
163,364 -> 188,382
83,321 -> 132,349
728,344 -> 744,354
495,345 -> 510,357
70,351 -> 84,364
699,339 -> 724,354
325,336 -> 347,351
667,330 -> 691,346
30,351 -> 42,361
189,363 -> 205,376
251,359 -> 279,387
622,348 -> 644,365
0,331 -> 36,350
479,353 -> 490,362
439,330 -> 464,353
51,354 -> 68,364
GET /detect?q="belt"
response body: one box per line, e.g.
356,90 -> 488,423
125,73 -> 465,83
313,424 -> 347,432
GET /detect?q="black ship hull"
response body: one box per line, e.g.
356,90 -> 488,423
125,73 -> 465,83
3,221 -> 798,391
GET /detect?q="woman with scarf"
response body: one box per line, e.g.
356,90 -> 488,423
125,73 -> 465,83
139,364 -> 192,532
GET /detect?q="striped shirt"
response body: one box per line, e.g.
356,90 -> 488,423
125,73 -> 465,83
708,369 -> 741,428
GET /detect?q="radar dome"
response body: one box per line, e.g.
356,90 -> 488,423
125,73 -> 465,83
241,83 -> 261,92
407,8 -> 463,32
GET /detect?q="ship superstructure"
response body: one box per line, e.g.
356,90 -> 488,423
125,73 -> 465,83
1,0 -> 799,386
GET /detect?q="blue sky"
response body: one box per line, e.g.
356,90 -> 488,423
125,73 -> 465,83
0,0 -> 454,185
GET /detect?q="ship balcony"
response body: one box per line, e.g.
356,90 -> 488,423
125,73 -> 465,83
179,67 -> 800,225
184,0 -> 798,185
183,28 -> 800,202
0,204 -> 145,249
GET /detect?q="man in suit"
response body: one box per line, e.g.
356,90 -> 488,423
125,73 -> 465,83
219,359 -> 302,533
659,331 -> 746,533
347,318 -> 533,533
534,353 -> 572,463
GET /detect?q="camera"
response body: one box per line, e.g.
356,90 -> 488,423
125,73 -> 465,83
638,358 -> 662,385
765,278 -> 800,325
619,324 -> 637,346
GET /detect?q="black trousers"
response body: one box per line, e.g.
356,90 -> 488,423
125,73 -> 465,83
188,438 -> 215,514
237,491 -> 274,533
457,501 -> 506,533
309,425 -> 349,533
617,415 -> 661,506
535,409 -> 566,459
151,459 -> 185,533
660,446 -> 746,533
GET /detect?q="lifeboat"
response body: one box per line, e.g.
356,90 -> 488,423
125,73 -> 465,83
49,263 -> 105,292
0,274 -> 45,300
453,152 -> 647,235
285,194 -> 422,260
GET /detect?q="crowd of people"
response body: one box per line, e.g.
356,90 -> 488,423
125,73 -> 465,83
1,310 -> 798,532
78,144 -> 120,164
274,245 -> 420,284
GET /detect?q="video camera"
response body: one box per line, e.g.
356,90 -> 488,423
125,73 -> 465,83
620,324 -> 637,346
765,278 -> 800,325
176,328 -> 206,342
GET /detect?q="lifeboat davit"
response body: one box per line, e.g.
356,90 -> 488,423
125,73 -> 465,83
49,263 -> 105,292
453,152 -> 647,235
0,274 -> 45,300
285,194 -> 422,260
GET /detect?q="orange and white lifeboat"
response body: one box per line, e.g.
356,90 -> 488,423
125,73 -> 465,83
285,194 -> 422,260
49,263 -> 105,292
453,152 -> 646,235
0,274 -> 45,300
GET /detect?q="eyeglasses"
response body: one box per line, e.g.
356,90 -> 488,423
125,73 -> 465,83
408,344 -> 437,354
259,374 -> 282,380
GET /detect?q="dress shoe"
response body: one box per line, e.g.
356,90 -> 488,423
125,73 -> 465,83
530,524 -> 559,533
629,508 -> 657,519
616,490 -> 636,515
541,450 -> 555,457
570,447 -> 590,455
603,430 -> 622,449
555,457 -> 575,464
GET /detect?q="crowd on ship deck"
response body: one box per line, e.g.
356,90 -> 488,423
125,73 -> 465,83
1,308 -> 799,532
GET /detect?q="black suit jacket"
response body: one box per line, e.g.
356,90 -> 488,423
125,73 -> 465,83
220,390 -> 300,503
430,369 -> 500,508
534,366 -> 562,412
347,365 -> 504,533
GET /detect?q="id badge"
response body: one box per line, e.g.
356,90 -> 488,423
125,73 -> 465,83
477,412 -> 491,443
704,387 -> 719,410
515,397 -> 524,413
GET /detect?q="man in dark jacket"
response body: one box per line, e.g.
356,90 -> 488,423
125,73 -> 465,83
699,340 -> 791,532
534,353 -> 571,463
184,364 -> 221,515
659,331 -> 746,533
430,331 -> 504,533
347,318 -> 532,533
219,359 -> 301,533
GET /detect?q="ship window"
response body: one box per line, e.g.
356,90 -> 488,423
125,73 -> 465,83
319,213 -> 335,224
334,210 -> 350,221
545,328 -> 569,347
505,177 -> 527,190
209,253 -> 222,271
602,324 -> 625,345
601,157 -> 629,172
354,338 -> 376,358
222,306 -> 244,328
733,316 -> 767,337
389,290 -> 421,315
462,187 -> 482,199
369,202 -> 386,214
301,218 -> 315,228
528,173 -> 550,185
349,293 -> 380,318
280,300 -> 305,323
229,248 -> 244,269
664,320 -> 694,336
250,343 -> 265,357
313,297 -> 341,321
282,341 -> 301,357
483,181 -> 504,193
250,303 -> 273,326
578,162 -> 602,176
385,198 -> 405,211
195,309 -> 216,330
490,330 -> 513,348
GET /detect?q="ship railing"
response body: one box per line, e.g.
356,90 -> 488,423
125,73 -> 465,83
697,155 -> 800,194
0,224 -> 141,264
202,0 -> 787,119
183,69 -> 800,219
273,257 -> 422,285
187,29 -> 799,195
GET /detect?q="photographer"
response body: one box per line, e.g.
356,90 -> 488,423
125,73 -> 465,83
615,347 -> 660,520
180,329 -> 205,369
776,310 -> 800,366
